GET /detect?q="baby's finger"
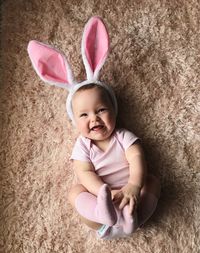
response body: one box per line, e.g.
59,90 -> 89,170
113,191 -> 122,200
119,197 -> 129,210
113,198 -> 120,204
129,197 -> 135,214
113,193 -> 123,204
111,189 -> 121,198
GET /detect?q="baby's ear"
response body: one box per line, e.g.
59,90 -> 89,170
27,40 -> 75,90
81,16 -> 109,81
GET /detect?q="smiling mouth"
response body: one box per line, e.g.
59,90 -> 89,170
91,125 -> 104,131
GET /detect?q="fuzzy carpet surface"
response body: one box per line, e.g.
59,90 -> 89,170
1,0 -> 200,252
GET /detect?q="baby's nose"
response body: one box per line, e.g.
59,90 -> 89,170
91,113 -> 99,122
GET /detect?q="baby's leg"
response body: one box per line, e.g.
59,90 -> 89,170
68,184 -> 102,229
68,184 -> 117,227
97,204 -> 138,239
68,184 -> 136,239
137,174 -> 161,226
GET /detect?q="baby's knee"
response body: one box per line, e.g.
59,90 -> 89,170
146,174 -> 161,198
149,175 -> 161,198
148,174 -> 160,187
68,184 -> 88,206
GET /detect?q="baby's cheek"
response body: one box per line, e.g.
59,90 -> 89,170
79,121 -> 88,132
74,119 -> 82,130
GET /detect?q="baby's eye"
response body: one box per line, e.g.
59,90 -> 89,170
98,108 -> 107,113
80,113 -> 87,118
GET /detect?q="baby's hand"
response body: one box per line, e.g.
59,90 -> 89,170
112,184 -> 141,214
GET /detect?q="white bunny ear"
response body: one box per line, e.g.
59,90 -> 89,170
81,16 -> 109,81
27,40 -> 75,90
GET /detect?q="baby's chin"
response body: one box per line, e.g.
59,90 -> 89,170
90,129 -> 115,141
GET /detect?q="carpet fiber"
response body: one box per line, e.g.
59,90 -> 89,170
1,0 -> 199,252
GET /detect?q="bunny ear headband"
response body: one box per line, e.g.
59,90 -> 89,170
27,16 -> 118,124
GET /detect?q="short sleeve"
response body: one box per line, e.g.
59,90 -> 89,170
70,136 -> 90,162
117,129 -> 139,150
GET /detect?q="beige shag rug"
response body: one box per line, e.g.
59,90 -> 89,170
1,0 -> 200,252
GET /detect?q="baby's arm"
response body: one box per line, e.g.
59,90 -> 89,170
73,160 -> 104,196
126,141 -> 147,188
113,141 -> 147,214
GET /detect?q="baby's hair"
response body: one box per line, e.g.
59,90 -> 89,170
75,83 -> 116,110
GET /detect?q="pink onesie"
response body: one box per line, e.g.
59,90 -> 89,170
71,128 -> 139,189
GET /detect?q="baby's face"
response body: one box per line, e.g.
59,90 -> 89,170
72,87 -> 116,142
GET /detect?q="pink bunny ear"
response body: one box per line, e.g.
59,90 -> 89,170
82,16 -> 109,81
27,40 -> 75,89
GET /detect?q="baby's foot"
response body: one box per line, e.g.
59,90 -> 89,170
96,224 -> 128,240
121,205 -> 138,234
95,184 -> 117,226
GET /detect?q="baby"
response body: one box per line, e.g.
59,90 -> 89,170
27,16 -> 160,240
68,83 -> 160,239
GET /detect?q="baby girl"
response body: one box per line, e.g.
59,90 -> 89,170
27,16 -> 160,239
68,83 -> 160,239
